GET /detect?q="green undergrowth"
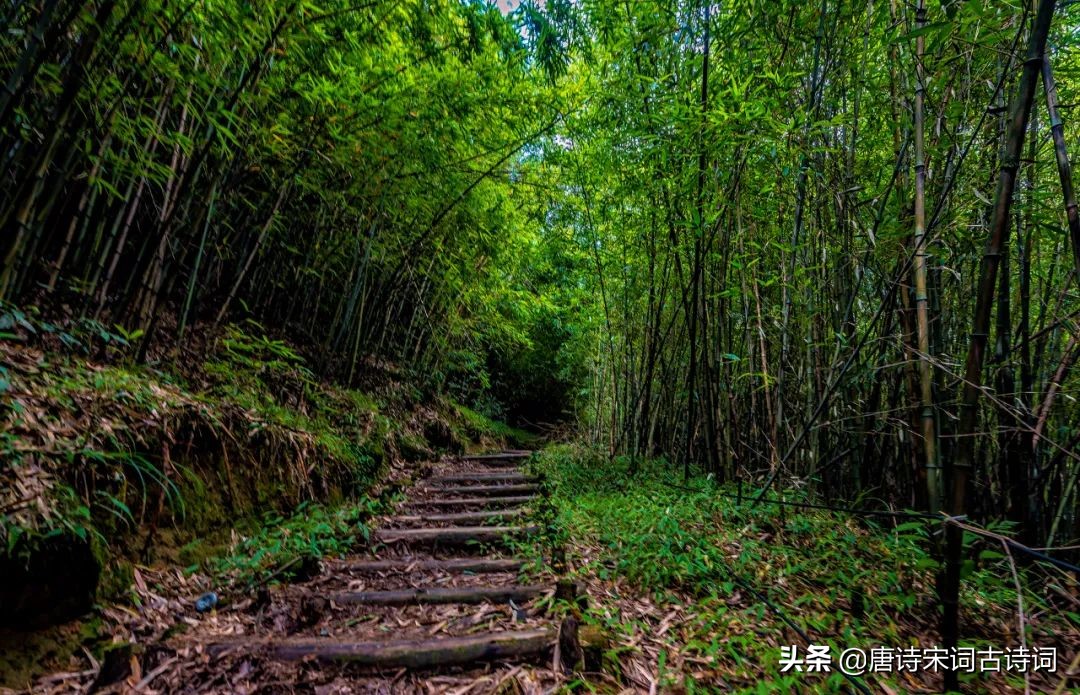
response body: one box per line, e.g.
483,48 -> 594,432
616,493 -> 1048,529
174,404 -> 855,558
1,312 -> 526,622
534,445 -> 1074,694
2,325 -> 381,560
205,499 -> 385,587
453,402 -> 538,450
196,323 -> 392,494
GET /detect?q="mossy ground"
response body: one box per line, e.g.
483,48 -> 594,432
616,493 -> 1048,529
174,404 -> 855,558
0,618 -> 104,688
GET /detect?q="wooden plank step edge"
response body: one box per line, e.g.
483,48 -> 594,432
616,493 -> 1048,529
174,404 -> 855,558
206,627 -> 556,669
406,495 -> 536,508
429,473 -> 538,483
394,508 -> 527,524
375,525 -> 539,544
329,584 -> 547,606
461,452 -> 531,461
419,484 -> 540,496
334,558 -> 526,574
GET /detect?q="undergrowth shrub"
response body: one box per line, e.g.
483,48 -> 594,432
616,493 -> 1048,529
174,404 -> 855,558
535,444 -> 1060,637
207,500 -> 383,584
3,319 -> 397,585
535,445 -> 1073,692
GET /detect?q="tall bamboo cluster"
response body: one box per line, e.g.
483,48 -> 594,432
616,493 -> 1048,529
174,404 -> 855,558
5,0 -> 1080,578
559,0 -> 1080,557
0,0 -> 570,406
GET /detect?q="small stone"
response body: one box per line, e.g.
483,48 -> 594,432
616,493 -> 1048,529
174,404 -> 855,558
194,592 -> 218,613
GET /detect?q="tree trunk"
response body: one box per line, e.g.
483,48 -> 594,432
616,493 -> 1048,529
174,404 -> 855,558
943,1 -> 1056,687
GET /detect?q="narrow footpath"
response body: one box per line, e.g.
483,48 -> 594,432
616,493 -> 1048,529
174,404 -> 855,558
117,451 -> 590,693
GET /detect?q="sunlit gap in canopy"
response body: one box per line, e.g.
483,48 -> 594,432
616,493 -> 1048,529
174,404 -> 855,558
495,0 -> 546,15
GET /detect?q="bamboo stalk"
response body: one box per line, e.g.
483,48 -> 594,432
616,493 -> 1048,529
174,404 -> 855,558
945,1 -> 1057,688
1042,59 -> 1080,277
911,0 -> 942,514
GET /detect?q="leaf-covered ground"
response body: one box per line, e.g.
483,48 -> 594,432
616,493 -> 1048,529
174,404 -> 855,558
0,315 -> 532,688
4,432 -> 1078,692
3,455 -> 564,694
533,446 -> 1080,693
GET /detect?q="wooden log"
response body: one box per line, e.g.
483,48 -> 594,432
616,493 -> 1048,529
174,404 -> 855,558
462,452 -> 531,461
394,508 -> 527,524
460,453 -> 531,468
423,484 -> 540,497
555,579 -> 588,611
375,525 -> 539,545
329,584 -> 547,606
430,472 -> 538,484
335,558 -> 525,575
557,617 -> 608,673
208,628 -> 556,668
408,495 -> 536,508
469,459 -> 527,468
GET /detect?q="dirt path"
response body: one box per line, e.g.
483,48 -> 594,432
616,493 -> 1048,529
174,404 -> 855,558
52,451 -> 583,694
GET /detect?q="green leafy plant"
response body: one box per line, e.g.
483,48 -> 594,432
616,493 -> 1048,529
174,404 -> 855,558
210,499 -> 382,583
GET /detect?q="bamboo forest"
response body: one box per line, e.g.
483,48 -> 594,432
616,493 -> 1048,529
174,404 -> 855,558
2,0 -> 1080,692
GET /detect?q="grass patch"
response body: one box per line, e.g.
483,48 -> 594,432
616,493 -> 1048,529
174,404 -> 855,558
207,499 -> 386,586
534,444 -> 1074,693
200,321 -> 385,477
452,402 -> 537,448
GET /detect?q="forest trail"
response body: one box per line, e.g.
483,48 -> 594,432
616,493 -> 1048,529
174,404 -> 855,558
111,451 -> 580,694
8,0 -> 1080,689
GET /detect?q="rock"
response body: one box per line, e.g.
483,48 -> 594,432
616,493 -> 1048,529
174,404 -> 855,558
296,595 -> 328,629
194,592 -> 218,613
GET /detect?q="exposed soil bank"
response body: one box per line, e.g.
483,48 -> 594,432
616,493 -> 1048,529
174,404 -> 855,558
0,327 -> 534,688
